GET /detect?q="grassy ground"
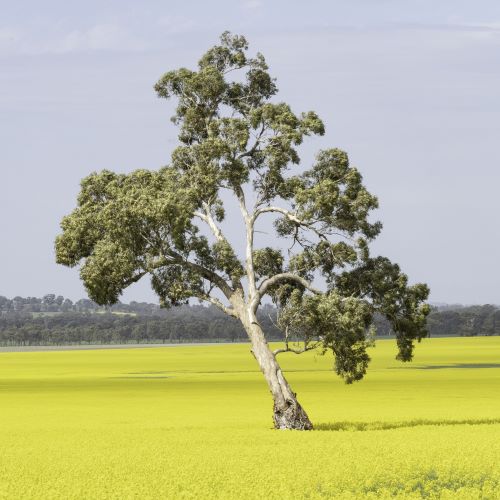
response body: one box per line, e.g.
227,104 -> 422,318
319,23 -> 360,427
0,337 -> 499,499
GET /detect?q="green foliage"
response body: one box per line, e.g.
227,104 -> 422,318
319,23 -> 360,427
294,149 -> 381,238
252,248 -> 284,279
277,290 -> 372,383
80,240 -> 138,305
288,241 -> 358,280
55,168 -> 211,305
211,240 -> 245,281
335,256 -> 430,362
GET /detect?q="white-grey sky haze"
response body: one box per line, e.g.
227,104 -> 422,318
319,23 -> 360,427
1,0 -> 499,304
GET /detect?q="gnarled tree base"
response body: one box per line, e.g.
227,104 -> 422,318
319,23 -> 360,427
273,399 -> 313,430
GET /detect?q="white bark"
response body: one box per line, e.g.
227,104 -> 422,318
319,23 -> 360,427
194,202 -> 226,243
230,293 -> 313,429
235,187 -> 257,298
192,187 -> 315,429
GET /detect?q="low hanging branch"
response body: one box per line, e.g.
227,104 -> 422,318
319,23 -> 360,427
273,343 -> 319,356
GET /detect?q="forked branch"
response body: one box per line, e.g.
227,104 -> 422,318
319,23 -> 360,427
252,206 -> 327,240
193,202 -> 226,243
251,272 -> 323,312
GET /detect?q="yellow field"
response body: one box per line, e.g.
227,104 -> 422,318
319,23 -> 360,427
0,337 -> 499,499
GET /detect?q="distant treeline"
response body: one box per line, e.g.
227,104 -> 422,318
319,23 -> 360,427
0,295 -> 279,345
0,295 -> 499,346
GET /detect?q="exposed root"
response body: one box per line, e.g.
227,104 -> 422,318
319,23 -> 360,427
273,398 -> 313,430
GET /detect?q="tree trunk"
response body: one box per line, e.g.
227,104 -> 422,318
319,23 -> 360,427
238,306 -> 313,430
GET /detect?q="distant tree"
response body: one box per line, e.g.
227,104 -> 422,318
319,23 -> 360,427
427,310 -> 461,337
42,294 -> 56,306
61,298 -> 74,312
474,305 -> 497,335
12,296 -> 25,312
55,33 -> 429,430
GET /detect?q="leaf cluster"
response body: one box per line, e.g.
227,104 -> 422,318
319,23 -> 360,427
55,168 -> 240,305
277,290 -> 372,383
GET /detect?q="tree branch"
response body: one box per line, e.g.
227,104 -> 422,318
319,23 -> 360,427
234,185 -> 257,298
142,228 -> 236,302
194,293 -> 238,318
273,344 -> 318,356
251,272 -> 323,312
260,272 -> 323,296
165,250 -> 235,300
237,122 -> 266,159
253,206 -> 327,240
194,202 -> 244,292
193,202 -> 226,243
122,271 -> 148,287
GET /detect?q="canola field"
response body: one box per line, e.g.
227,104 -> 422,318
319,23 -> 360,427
0,336 -> 499,499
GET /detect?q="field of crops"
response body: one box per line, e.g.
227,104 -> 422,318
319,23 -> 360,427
0,337 -> 499,499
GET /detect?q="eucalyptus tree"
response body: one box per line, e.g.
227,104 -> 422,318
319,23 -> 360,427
55,33 -> 429,430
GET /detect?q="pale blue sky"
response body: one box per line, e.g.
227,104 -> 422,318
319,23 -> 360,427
1,1 -> 499,304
